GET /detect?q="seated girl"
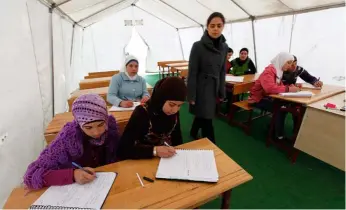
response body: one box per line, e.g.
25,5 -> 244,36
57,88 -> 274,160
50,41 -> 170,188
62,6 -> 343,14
248,52 -> 299,141
117,77 -> 187,159
282,55 -> 323,87
24,94 -> 120,189
230,48 -> 257,76
107,55 -> 150,108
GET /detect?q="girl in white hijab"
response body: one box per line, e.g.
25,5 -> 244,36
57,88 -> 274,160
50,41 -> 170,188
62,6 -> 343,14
270,52 -> 295,84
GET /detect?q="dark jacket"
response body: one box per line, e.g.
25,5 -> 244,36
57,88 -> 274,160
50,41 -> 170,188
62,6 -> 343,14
282,65 -> 318,85
187,31 -> 228,119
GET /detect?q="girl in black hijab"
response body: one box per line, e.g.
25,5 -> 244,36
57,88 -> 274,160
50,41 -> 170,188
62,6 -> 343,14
118,77 -> 187,159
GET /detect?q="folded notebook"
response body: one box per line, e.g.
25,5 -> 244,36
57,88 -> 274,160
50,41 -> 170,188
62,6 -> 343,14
29,172 -> 117,210
156,149 -> 219,183
279,91 -> 315,98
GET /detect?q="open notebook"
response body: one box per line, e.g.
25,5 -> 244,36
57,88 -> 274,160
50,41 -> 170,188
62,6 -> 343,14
29,172 -> 117,210
156,149 -> 219,183
279,91 -> 315,98
226,75 -> 244,82
109,102 -> 140,112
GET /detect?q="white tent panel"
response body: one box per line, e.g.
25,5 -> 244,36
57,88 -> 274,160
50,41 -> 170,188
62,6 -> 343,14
82,28 -> 98,73
52,0 -> 69,4
223,21 -> 255,63
58,0 -> 115,14
179,27 -> 204,60
0,0 -> 46,206
27,0 -> 53,126
161,0 -> 211,25
198,0 -> 249,21
254,15 -> 293,73
281,0 -> 344,10
291,7 -> 345,86
132,6 -> 183,71
78,0 -> 133,27
234,0 -> 291,16
89,7 -> 133,71
71,27 -> 87,84
136,0 -> 198,28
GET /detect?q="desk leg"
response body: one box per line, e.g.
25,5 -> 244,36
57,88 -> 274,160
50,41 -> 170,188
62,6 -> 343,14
221,189 -> 232,209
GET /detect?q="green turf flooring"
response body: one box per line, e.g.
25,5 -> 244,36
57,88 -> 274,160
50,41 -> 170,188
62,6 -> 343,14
144,74 -> 345,209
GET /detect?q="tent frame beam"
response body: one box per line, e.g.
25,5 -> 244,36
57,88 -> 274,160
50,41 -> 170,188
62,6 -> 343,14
158,0 -> 202,27
77,0 -> 128,24
56,0 -> 71,7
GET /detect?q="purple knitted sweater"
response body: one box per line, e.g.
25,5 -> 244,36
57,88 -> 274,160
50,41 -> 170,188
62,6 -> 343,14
24,115 -> 120,189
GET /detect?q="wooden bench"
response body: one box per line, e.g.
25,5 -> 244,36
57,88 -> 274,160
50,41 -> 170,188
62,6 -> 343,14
228,100 -> 254,135
84,70 -> 119,79
157,60 -> 187,79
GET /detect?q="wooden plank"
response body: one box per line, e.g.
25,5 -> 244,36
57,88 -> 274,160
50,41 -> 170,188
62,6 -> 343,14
3,139 -> 252,209
295,106 -> 345,171
270,84 -> 345,105
88,70 -> 119,77
79,77 -> 112,90
307,92 -> 345,116
157,60 -> 187,68
165,62 -> 188,68
84,71 -> 119,79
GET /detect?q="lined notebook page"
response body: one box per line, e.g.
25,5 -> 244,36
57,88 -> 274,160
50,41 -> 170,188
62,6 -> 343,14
109,102 -> 140,112
156,149 -> 218,182
31,172 -> 116,209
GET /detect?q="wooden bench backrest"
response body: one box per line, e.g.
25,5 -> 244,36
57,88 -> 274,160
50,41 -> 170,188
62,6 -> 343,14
233,82 -> 255,95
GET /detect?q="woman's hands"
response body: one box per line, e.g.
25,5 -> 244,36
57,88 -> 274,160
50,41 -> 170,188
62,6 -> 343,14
154,146 -> 176,158
73,167 -> 96,184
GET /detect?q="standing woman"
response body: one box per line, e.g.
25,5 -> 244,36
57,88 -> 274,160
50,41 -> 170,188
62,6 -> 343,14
187,12 -> 228,143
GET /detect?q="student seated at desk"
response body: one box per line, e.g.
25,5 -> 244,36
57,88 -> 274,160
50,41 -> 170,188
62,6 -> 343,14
226,47 -> 233,73
23,94 -> 120,189
230,48 -> 257,76
107,55 -> 150,108
118,77 -> 186,159
248,52 -> 299,141
282,55 -> 323,87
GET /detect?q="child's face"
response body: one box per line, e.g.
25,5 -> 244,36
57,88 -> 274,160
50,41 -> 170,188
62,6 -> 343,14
81,120 -> 106,139
162,100 -> 184,115
282,60 -> 294,71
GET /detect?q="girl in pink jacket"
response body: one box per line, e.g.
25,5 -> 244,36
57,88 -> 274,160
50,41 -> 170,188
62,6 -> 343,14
249,52 -> 299,140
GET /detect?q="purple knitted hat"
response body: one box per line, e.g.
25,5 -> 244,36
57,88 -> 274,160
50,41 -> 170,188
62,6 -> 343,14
72,93 -> 108,127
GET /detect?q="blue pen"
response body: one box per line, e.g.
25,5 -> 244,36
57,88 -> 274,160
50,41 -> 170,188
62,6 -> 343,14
72,162 -> 96,177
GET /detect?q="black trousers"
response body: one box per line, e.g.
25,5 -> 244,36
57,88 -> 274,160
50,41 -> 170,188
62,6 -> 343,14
190,117 -> 215,143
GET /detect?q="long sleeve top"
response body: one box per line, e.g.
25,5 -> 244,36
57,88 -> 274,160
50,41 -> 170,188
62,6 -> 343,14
107,72 -> 150,106
282,65 -> 318,85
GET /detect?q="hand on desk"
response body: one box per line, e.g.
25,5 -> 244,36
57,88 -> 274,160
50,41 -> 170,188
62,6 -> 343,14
155,146 -> 176,158
314,81 -> 323,87
289,85 -> 300,92
120,101 -> 134,108
74,167 -> 96,184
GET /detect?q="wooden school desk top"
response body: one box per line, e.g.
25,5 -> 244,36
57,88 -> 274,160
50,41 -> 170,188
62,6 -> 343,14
3,139 -> 253,209
270,84 -> 345,105
165,62 -> 189,68
157,60 -> 187,67
79,77 -> 112,89
44,110 -> 133,135
89,70 -> 118,76
308,92 -> 346,116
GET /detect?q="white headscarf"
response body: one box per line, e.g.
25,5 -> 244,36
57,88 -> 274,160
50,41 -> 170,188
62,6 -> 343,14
270,52 -> 294,84
122,55 -> 139,80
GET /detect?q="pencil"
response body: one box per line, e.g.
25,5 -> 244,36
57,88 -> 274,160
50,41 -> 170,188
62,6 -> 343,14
136,173 -> 144,187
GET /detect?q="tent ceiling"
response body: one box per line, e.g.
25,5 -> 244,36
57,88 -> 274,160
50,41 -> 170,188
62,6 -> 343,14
45,0 -> 345,28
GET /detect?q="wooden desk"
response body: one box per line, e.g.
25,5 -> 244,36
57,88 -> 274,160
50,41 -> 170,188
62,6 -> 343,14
226,74 -> 257,95
85,70 -> 119,79
295,92 -> 345,170
165,62 -> 189,68
79,77 -> 112,90
44,111 -> 133,145
157,60 -> 187,79
267,85 -> 345,162
69,84 -> 153,111
88,70 -> 119,77
3,139 -> 252,209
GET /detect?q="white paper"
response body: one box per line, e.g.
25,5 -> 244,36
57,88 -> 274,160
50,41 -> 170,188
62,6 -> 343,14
31,172 -> 116,209
279,91 -> 315,97
156,149 -> 219,182
301,83 -> 321,89
109,102 -> 140,112
226,75 -> 244,82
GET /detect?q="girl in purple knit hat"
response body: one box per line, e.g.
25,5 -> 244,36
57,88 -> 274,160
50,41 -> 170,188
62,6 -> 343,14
23,94 -> 120,189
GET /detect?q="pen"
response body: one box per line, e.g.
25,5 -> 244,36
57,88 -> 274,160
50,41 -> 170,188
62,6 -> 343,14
164,141 -> 177,154
143,176 -> 155,183
136,173 -> 144,187
72,162 -> 96,177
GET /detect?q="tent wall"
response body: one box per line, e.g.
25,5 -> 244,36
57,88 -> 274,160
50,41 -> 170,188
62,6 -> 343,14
0,0 -> 48,206
178,27 -> 204,60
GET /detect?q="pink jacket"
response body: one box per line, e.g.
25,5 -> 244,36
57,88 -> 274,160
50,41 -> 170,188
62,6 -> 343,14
249,64 -> 288,103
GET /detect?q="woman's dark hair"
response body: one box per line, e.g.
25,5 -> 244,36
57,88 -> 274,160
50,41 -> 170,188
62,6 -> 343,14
207,12 -> 225,26
228,48 -> 233,53
240,48 -> 249,53
293,55 -> 297,62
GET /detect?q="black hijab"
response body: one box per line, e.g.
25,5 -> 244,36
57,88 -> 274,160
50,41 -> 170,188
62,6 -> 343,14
145,77 -> 187,133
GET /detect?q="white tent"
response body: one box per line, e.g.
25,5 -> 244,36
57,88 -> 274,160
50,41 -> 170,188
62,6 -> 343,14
0,0 -> 345,206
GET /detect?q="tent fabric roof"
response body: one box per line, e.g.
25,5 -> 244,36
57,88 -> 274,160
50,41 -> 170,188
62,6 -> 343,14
45,0 -> 345,28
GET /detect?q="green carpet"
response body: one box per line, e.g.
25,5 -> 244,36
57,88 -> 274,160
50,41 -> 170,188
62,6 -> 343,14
144,74 -> 345,209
